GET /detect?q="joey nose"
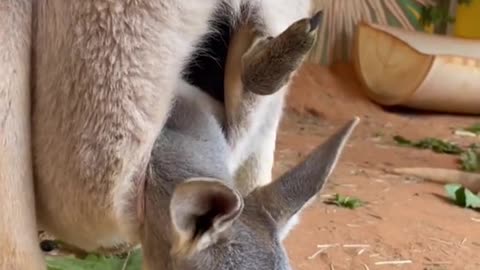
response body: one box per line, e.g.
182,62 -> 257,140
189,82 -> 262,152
40,240 -> 57,252
309,11 -> 323,32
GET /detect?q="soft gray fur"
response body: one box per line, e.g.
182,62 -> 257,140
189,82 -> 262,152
151,96 -> 232,188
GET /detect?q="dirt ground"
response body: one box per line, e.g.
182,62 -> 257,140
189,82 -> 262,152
281,63 -> 480,270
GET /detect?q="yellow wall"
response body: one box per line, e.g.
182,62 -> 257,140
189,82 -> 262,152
454,0 -> 480,39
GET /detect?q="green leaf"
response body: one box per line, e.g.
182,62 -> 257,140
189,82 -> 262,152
445,183 -> 464,202
470,143 -> 480,150
393,135 -> 412,146
460,148 -> 480,172
331,194 -> 364,209
46,249 -> 142,270
419,5 -> 454,27
393,136 -> 463,155
445,184 -> 480,209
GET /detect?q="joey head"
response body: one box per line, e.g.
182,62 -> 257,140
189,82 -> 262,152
140,91 -> 359,270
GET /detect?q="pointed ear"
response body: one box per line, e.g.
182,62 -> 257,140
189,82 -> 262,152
169,178 -> 244,255
251,117 -> 359,236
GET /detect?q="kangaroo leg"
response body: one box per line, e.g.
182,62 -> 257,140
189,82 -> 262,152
231,97 -> 284,195
224,12 -> 322,195
0,1 -> 44,269
33,0 -> 219,251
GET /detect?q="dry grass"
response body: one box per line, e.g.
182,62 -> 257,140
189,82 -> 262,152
308,0 -> 434,64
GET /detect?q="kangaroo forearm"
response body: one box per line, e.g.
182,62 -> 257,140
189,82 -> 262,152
32,0 -> 218,250
0,1 -> 44,269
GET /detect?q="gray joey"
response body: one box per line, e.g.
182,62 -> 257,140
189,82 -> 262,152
141,85 -> 360,269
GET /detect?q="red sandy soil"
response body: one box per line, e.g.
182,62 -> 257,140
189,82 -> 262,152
282,63 -> 480,270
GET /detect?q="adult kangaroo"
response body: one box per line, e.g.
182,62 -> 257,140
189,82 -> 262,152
0,0 -> 359,269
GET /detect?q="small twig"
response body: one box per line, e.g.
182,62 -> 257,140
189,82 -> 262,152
121,251 -> 132,270
307,248 -> 327,260
362,264 -> 370,270
424,261 -> 453,265
357,248 -> 367,255
339,184 -> 357,188
454,130 -> 477,137
366,213 -> 384,220
317,244 -> 339,248
308,244 -> 338,260
375,260 -> 412,265
330,263 -> 335,270
440,248 -> 451,256
343,244 -> 370,248
461,238 -> 467,246
430,237 -> 454,246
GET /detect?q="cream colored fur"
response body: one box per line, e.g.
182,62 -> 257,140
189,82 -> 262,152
0,1 -> 44,269
33,0 -> 226,251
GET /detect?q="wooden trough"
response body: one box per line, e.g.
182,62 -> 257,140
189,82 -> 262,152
353,22 -> 480,114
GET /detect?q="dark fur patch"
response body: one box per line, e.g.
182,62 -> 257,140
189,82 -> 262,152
182,9 -> 233,102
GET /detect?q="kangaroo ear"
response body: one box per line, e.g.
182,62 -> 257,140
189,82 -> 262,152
169,178 -> 244,255
250,117 -> 359,238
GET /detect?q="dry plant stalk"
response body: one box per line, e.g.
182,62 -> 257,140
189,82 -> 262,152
308,0 -> 434,64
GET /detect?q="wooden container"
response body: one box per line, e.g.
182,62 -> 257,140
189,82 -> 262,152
353,22 -> 480,114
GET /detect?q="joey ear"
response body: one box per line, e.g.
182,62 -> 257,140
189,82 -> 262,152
251,117 -> 360,236
170,178 -> 244,255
